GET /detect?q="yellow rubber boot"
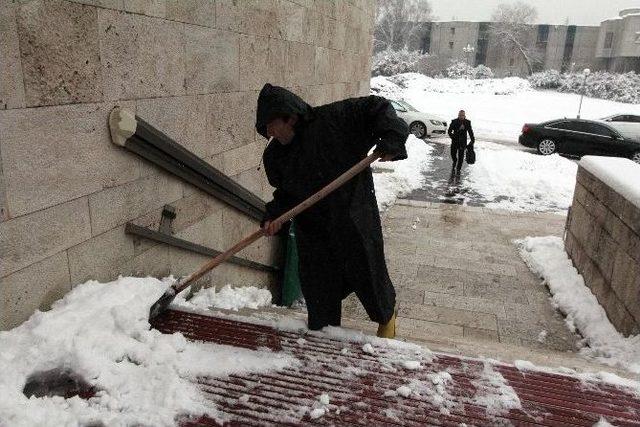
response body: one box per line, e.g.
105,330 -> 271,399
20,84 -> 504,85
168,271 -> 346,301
377,309 -> 397,339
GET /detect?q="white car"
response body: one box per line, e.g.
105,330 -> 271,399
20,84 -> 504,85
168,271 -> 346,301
596,119 -> 640,140
389,99 -> 448,139
600,114 -> 640,123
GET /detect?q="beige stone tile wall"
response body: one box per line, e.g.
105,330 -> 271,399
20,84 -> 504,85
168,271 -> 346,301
565,166 -> 640,337
0,0 -> 376,330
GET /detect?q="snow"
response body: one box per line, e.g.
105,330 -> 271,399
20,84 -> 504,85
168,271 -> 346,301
466,150 -> 578,212
173,284 -> 272,311
529,70 -> 640,104
318,393 -> 330,405
362,343 -> 375,354
396,385 -> 412,397
386,372 -> 455,414
580,156 -> 640,209
594,417 -> 615,427
402,360 -> 421,370
517,236 -> 640,374
0,277 -> 297,427
537,330 -> 548,343
372,74 -> 640,143
472,363 -> 522,416
389,73 -> 531,95
372,135 -> 434,210
307,393 -> 332,419
309,408 -> 325,419
410,136 -> 578,213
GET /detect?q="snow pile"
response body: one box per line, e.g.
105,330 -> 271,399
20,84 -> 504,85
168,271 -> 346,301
530,70 -> 640,104
517,236 -> 640,373
308,393 -> 332,419
389,73 -> 532,95
472,363 -> 522,416
174,284 -> 272,312
466,150 -> 578,212
580,156 -> 640,209
370,76 -> 404,100
372,135 -> 434,210
0,277 -> 296,426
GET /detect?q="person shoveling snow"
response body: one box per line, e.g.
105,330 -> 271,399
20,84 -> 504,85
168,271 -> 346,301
255,83 -> 410,338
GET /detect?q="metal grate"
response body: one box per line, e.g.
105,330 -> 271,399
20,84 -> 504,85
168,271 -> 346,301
151,310 -> 640,426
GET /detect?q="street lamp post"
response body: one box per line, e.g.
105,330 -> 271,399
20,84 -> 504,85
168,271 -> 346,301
463,43 -> 475,67
577,68 -> 591,119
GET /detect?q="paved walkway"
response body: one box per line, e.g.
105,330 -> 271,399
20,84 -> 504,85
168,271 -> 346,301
339,137 -> 590,364
343,200 -> 579,355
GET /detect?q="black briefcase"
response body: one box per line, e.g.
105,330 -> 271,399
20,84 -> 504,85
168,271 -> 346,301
466,146 -> 476,165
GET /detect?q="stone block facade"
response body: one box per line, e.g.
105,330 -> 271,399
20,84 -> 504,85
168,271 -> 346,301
565,165 -> 640,337
0,0 -> 376,330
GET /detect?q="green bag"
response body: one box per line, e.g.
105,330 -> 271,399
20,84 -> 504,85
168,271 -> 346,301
282,220 -> 303,306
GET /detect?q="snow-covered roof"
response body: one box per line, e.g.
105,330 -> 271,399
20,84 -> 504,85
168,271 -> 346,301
580,156 -> 640,209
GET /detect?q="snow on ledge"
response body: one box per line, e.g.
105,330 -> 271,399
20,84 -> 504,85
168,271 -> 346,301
516,236 -> 640,375
580,156 -> 640,209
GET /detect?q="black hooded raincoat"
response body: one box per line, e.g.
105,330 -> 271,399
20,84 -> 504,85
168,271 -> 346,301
255,84 -> 409,330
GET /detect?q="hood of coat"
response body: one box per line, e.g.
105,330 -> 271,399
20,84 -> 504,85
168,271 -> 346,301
255,84 -> 312,139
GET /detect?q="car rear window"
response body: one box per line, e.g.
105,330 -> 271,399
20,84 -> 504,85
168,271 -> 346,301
583,123 -> 615,137
548,121 -> 587,132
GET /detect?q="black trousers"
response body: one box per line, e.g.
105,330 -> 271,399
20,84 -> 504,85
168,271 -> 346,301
451,144 -> 465,171
296,222 -> 396,331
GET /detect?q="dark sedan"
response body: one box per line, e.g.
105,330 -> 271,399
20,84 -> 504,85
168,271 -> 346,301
519,119 -> 640,163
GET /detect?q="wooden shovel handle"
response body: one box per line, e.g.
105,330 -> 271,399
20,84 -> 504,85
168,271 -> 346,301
172,152 -> 380,294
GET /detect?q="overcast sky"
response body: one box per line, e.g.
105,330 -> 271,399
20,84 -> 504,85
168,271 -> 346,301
428,0 -> 640,25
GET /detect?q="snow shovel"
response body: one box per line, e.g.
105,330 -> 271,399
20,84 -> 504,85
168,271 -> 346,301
148,150 -> 382,320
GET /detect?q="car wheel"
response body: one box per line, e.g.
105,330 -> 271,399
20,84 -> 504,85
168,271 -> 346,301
537,139 -> 557,155
409,121 -> 427,139
631,151 -> 640,164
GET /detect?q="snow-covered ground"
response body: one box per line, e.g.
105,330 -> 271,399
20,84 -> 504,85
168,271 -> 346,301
517,236 -> 640,374
372,135 -> 434,210
465,147 -> 577,212
0,277 -> 296,426
372,74 -> 640,142
412,137 -> 578,213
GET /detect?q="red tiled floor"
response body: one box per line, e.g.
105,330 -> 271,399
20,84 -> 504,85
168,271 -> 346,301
152,309 -> 640,426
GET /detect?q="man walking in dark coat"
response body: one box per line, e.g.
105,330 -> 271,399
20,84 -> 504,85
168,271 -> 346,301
447,110 -> 475,175
255,84 -> 409,338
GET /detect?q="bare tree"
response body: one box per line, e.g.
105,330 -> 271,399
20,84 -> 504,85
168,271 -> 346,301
374,0 -> 434,53
490,2 -> 540,75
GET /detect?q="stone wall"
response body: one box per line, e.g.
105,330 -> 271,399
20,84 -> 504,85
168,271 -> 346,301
565,164 -> 640,337
0,0 -> 376,330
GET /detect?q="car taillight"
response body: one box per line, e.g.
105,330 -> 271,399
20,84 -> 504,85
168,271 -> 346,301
522,125 -> 530,134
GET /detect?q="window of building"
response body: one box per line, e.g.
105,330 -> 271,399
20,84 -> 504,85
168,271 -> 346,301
561,25 -> 576,72
635,32 -> 640,44
604,32 -> 614,49
509,57 -> 515,66
537,25 -> 549,43
450,27 -> 455,35
449,41 -> 454,49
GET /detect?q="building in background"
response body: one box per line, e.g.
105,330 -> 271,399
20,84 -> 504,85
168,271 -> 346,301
595,8 -> 640,72
418,8 -> 639,76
